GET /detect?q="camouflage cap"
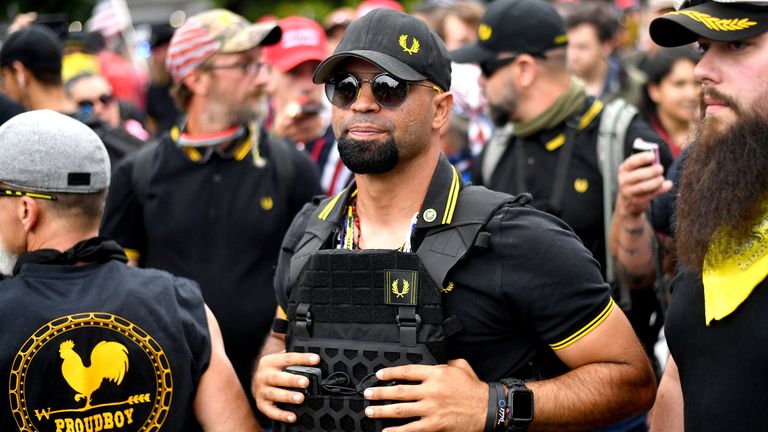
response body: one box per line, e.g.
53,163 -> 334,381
166,9 -> 282,82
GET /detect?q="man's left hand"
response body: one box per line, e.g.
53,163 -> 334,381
363,359 -> 487,432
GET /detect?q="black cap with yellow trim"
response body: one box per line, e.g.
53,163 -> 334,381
650,1 -> 768,47
451,0 -> 568,64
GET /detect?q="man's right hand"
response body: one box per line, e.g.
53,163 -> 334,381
252,351 -> 320,423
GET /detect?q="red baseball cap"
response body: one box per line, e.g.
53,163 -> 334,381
355,0 -> 405,18
264,16 -> 327,73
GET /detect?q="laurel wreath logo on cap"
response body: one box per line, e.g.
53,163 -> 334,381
399,34 -> 420,55
478,23 -> 493,41
670,10 -> 757,31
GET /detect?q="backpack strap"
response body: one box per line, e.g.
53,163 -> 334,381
596,98 -> 637,307
263,133 -> 297,199
288,186 -> 528,293
130,139 -> 160,206
416,186 -> 529,288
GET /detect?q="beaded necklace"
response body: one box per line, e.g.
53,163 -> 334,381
337,191 -> 419,252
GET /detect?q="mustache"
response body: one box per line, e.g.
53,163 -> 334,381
699,87 -> 739,117
338,115 -> 394,136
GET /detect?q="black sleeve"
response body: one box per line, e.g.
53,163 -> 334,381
100,152 -> 147,261
173,276 -> 212,384
623,116 -> 675,172
274,202 -> 320,312
286,146 -> 324,217
491,205 -> 614,350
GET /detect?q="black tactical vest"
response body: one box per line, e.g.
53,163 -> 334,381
276,186 -> 528,432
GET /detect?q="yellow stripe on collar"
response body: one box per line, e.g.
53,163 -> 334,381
173,125 -> 254,163
578,99 -> 604,130
442,166 -> 460,224
703,215 -> 768,325
545,134 -> 566,152
544,99 -> 604,152
319,188 -> 349,221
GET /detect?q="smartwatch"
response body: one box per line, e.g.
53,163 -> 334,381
499,378 -> 534,431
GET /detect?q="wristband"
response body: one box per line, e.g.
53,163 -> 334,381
492,382 -> 508,431
484,382 -> 498,432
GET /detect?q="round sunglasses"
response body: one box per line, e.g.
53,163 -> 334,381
324,73 -> 442,109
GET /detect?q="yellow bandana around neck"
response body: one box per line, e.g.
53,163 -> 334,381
703,214 -> 768,325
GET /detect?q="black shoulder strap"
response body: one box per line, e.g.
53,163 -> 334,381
130,139 -> 160,206
288,187 -> 529,290
288,195 -> 341,286
416,186 -> 526,288
264,133 -> 296,198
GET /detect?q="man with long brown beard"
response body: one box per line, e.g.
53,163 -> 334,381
645,1 -> 768,431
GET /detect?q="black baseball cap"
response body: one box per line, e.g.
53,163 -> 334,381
0,25 -> 63,75
312,8 -> 451,91
650,1 -> 768,47
451,0 -> 568,64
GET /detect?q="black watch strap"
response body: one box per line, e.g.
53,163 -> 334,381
499,378 -> 534,431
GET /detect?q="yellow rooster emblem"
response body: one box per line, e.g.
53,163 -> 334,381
399,35 -> 420,55
59,340 -> 129,408
392,279 -> 410,298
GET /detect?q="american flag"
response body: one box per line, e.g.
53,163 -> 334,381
87,0 -> 130,39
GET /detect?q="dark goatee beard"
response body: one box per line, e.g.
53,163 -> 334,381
675,98 -> 768,273
337,135 -> 399,174
488,103 -> 512,127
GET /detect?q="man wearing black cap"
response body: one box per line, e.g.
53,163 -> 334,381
252,8 -> 655,432
645,1 -> 768,431
452,0 -> 674,387
0,25 -> 145,168
0,25 -> 79,114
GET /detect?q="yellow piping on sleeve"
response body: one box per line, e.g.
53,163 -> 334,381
277,306 -> 288,320
124,248 -> 141,262
549,297 -> 615,351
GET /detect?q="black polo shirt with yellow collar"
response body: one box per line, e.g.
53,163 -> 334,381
474,97 -> 673,277
275,154 -> 613,381
101,124 -> 323,395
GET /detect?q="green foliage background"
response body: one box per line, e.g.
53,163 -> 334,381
2,1 -> 420,26
215,0 -> 419,21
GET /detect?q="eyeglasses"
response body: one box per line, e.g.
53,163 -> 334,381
202,61 -> 266,76
0,188 -> 57,201
479,53 -> 547,78
480,56 -> 519,78
324,73 -> 443,109
76,93 -> 113,108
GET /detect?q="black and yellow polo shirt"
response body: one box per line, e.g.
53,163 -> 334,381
474,97 -> 673,278
100,124 -> 323,398
276,154 -> 615,382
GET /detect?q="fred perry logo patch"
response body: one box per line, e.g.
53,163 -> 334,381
385,270 -> 418,305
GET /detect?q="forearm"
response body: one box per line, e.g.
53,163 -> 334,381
609,210 -> 656,286
648,357 -> 684,432
526,360 -> 656,432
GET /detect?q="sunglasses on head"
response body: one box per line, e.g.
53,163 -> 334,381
324,73 -> 443,109
1,188 -> 57,201
76,93 -> 113,108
